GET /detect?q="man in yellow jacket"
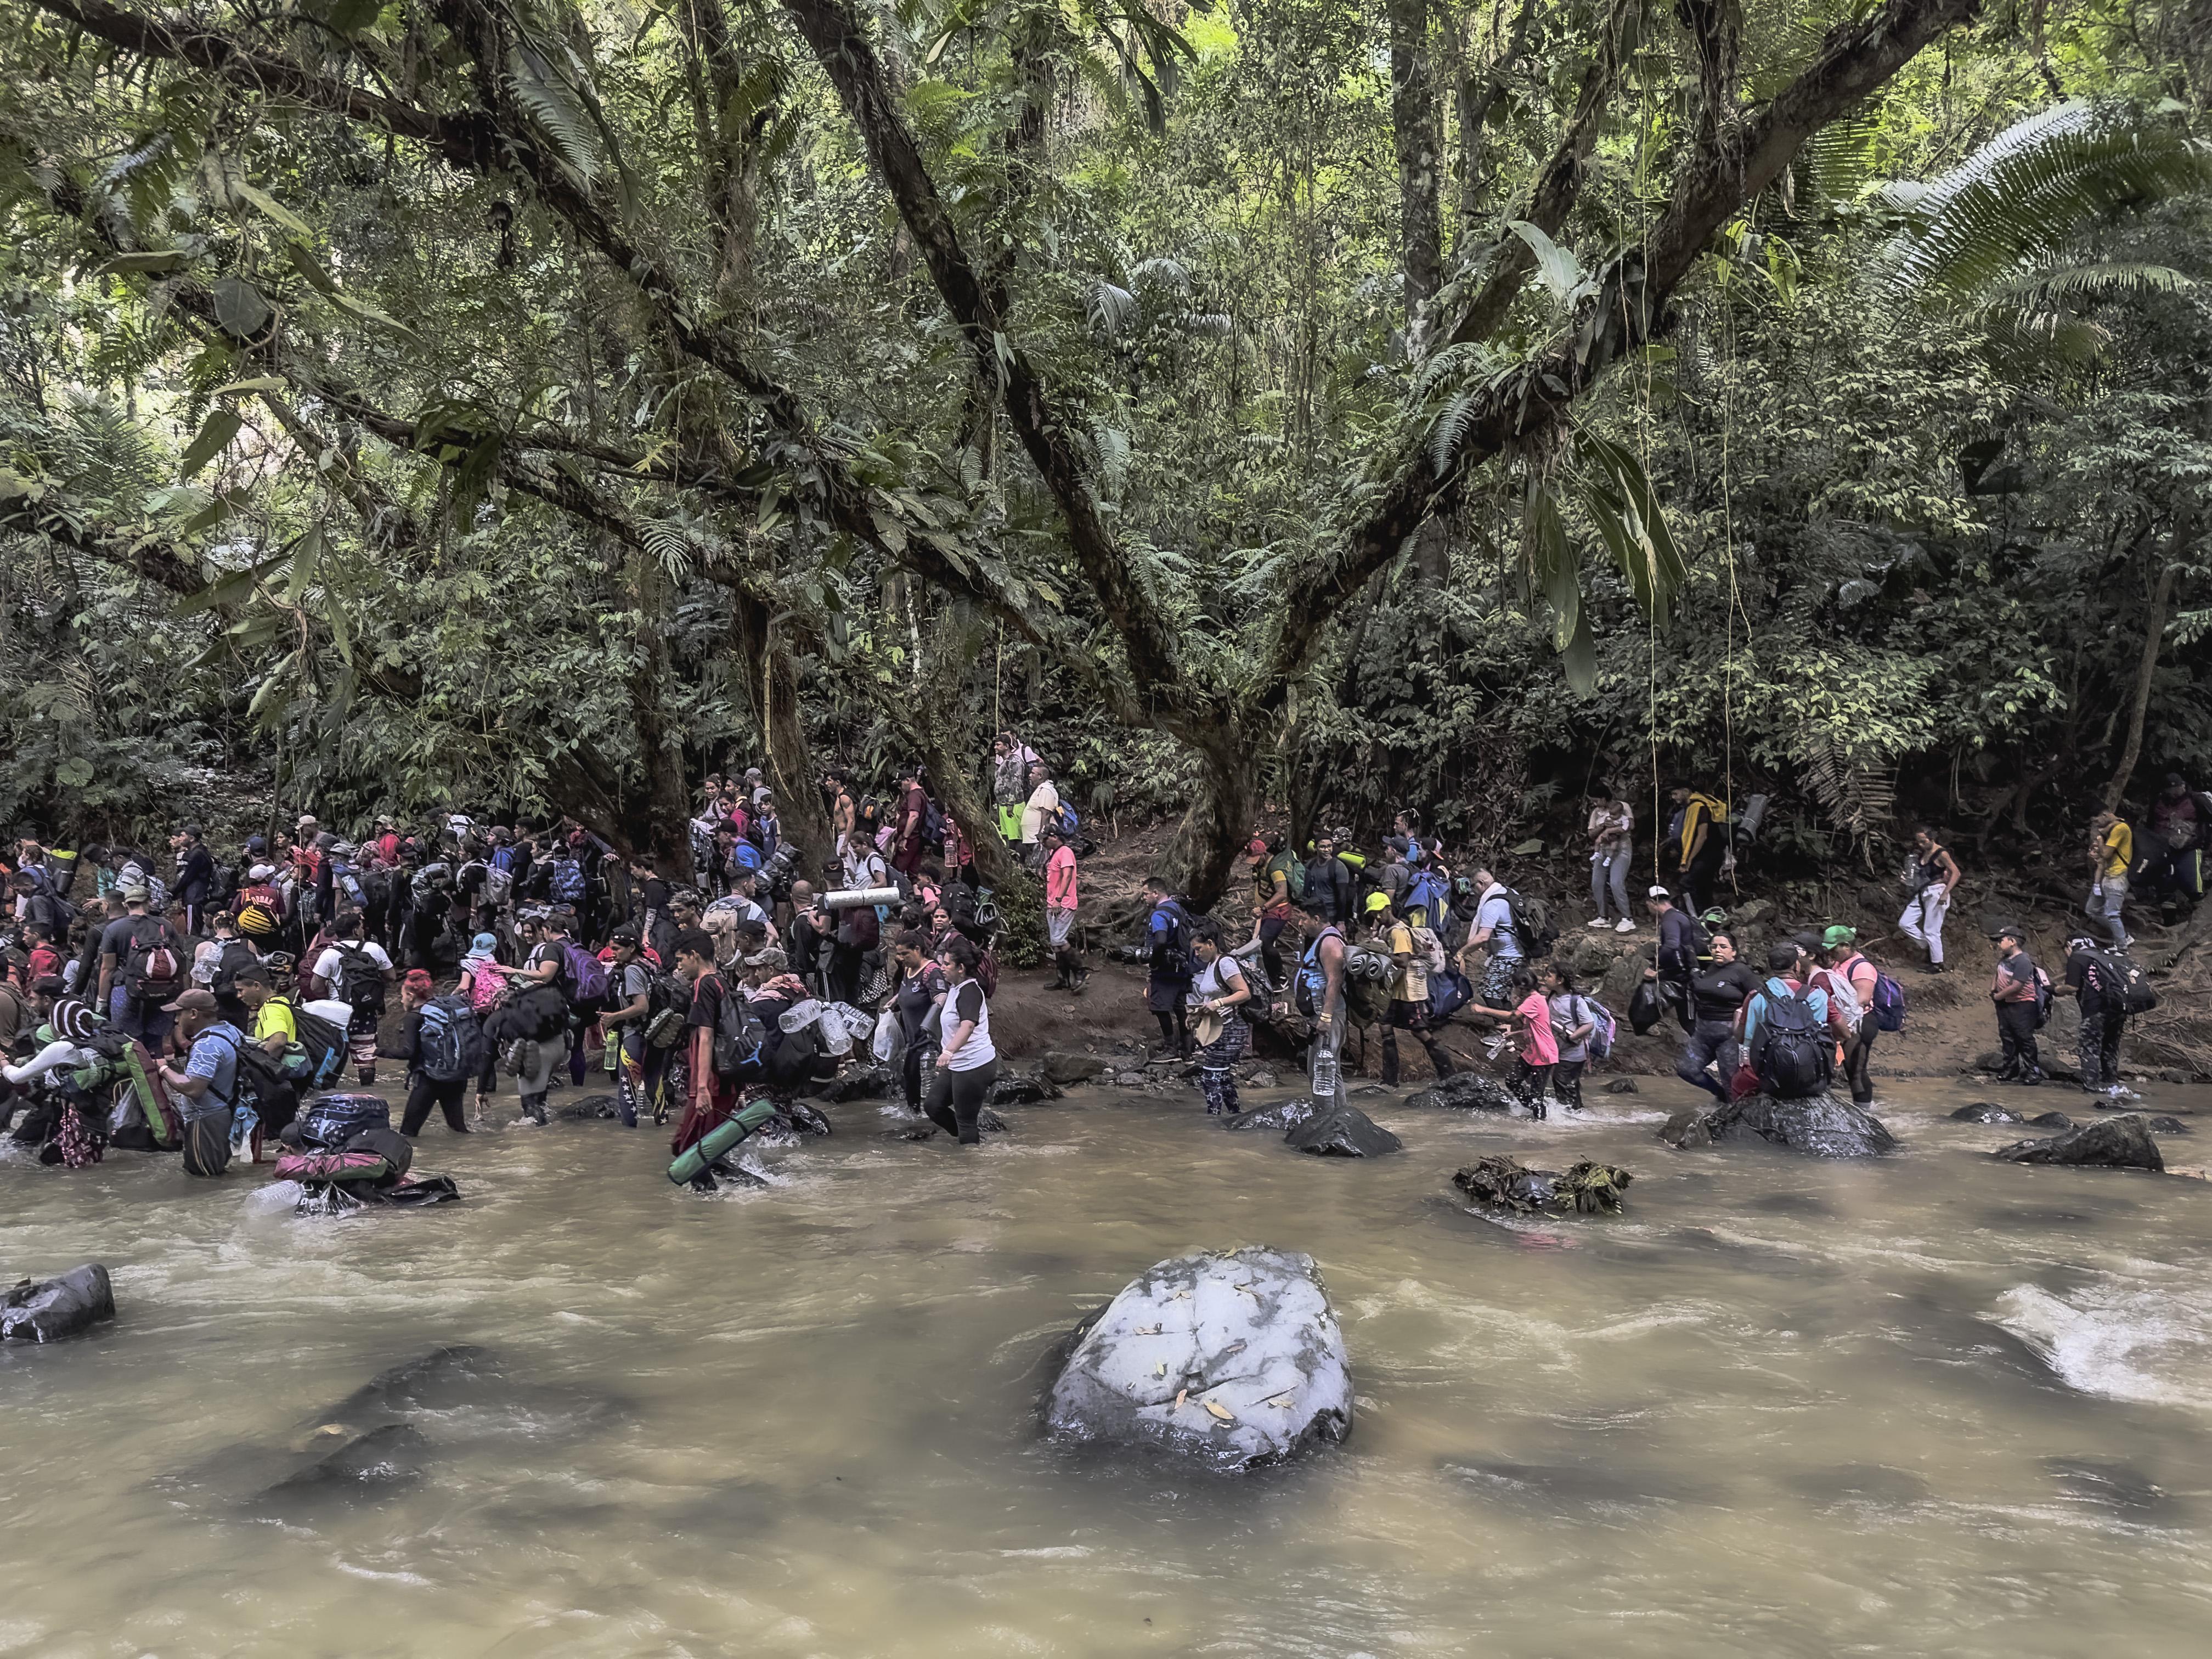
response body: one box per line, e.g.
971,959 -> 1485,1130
1667,786 -> 1730,913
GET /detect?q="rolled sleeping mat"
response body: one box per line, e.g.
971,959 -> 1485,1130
666,1096 -> 781,1186
823,887 -> 902,911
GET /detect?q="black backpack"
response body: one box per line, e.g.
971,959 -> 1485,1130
2085,949 -> 2159,1015
1750,984 -> 1831,1100
1503,888 -> 1557,957
710,977 -> 768,1080
1151,899 -> 1195,980
417,995 -> 488,1084
333,943 -> 387,1015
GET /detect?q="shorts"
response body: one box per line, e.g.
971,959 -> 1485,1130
1047,908 -> 1075,949
1147,977 -> 1189,1014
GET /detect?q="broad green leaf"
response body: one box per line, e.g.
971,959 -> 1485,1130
211,276 -> 271,338
287,526 -> 323,601
288,242 -> 340,295
214,375 -> 286,395
234,180 -> 312,236
98,250 -> 188,276
328,287 -> 422,342
1507,220 -> 1585,304
179,407 -> 241,479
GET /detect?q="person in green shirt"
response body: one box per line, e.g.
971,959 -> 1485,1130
233,964 -> 296,1057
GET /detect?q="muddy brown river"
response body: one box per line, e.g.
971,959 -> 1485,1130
5,1072 -> 2211,1656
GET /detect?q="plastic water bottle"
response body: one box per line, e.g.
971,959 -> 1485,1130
1310,1043 -> 1340,1102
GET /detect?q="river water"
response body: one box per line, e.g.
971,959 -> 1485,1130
5,1073 -> 2212,1657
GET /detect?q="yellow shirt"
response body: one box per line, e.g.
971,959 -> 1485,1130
255,996 -> 299,1047
2101,822 -> 2133,882
1387,921 -> 1428,1003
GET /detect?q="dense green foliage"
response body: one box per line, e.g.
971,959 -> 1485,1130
0,0 -> 2207,893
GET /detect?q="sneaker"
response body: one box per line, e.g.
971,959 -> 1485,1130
1587,918 -> 1612,930
1615,918 -> 1637,933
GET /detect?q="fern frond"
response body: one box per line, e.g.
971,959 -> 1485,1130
507,47 -> 602,182
1885,100 -> 2212,299
1429,389 -> 1477,478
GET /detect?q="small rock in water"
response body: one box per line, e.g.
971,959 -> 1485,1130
1040,1246 -> 1352,1472
1707,1093 -> 1898,1159
1453,1157 -> 1632,1215
2146,1115 -> 2191,1135
2029,1111 -> 2076,1129
812,1065 -> 892,1103
1658,1108 -> 1712,1150
1404,1073 -> 1517,1113
1284,1103 -> 1402,1158
1,1264 -> 115,1343
985,1073 -> 1063,1106
1243,1070 -> 1280,1089
977,1108 -> 1011,1134
1993,1114 -> 2164,1171
1605,1077 -> 1640,1094
1951,1102 -> 2024,1124
560,1093 -> 622,1121
1223,1099 -> 1316,1133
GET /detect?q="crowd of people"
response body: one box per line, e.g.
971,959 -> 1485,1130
1,754 -> 2200,1189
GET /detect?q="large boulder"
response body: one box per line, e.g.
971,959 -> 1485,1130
1994,1114 -> 2164,1171
1,1264 -> 115,1342
1285,1103 -> 1402,1157
1222,1099 -> 1316,1133
986,1073 -> 1064,1107
1404,1072 -> 1518,1113
1453,1158 -> 1632,1215
1706,1093 -> 1898,1158
1038,1050 -> 1107,1085
1041,1246 -> 1353,1473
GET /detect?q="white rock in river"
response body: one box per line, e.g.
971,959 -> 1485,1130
1042,1246 -> 1352,1472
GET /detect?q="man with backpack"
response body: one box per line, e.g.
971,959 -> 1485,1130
2064,935 -> 2146,1102
1019,763 -> 1060,870
1372,893 -> 1453,1085
1989,926 -> 2046,1086
1142,876 -> 1196,1058
1246,836 -> 1297,996
1462,866 -> 1524,1008
388,969 -> 483,1136
600,927 -> 674,1128
97,885 -> 185,1050
2144,772 -> 2210,918
481,907 -> 579,1124
172,824 -> 216,935
151,988 -> 249,1177
307,911 -> 397,1086
1736,943 -> 1844,1101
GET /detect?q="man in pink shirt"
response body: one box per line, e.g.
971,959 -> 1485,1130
1043,826 -> 1086,994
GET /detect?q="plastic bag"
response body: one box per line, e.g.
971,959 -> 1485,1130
1628,977 -> 1664,1036
871,1013 -> 900,1064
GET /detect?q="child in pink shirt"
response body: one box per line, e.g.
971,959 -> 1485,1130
1470,964 -> 1559,1117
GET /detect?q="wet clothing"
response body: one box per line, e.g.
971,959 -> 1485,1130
1993,948 -> 2042,1080
2066,946 -> 2129,1091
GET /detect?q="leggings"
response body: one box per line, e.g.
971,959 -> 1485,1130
923,1057 -> 998,1145
401,1074 -> 469,1135
1514,1059 -> 1554,1118
1554,1058 -> 1586,1111
1677,1019 -> 1738,1103
1257,915 -> 1288,991
900,1038 -> 936,1114
1841,1012 -> 1877,1105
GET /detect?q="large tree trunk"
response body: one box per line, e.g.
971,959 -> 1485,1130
1387,0 -> 1444,342
1163,731 -> 1260,910
730,584 -> 833,876
2104,508 -> 2193,811
625,547 -> 696,871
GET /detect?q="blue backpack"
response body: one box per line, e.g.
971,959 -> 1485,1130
549,857 -> 585,902
1057,802 -> 1081,839
1870,968 -> 1907,1032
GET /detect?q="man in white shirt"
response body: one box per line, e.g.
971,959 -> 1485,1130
1019,764 -> 1060,866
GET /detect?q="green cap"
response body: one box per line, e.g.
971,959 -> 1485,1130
1822,925 -> 1857,948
